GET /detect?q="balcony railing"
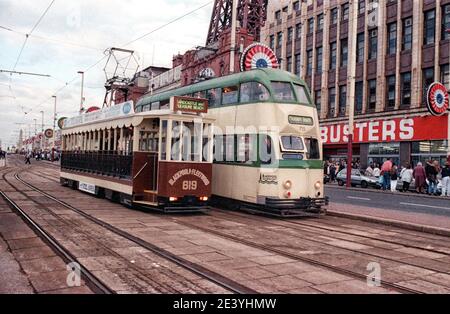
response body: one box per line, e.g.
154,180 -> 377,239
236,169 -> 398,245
61,151 -> 133,179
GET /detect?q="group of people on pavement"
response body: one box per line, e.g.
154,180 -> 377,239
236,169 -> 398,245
23,150 -> 60,165
325,157 -> 450,197
374,158 -> 450,196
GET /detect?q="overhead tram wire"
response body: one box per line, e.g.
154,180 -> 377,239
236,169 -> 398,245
25,2 -> 214,116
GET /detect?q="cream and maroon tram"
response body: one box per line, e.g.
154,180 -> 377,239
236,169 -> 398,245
60,99 -> 215,212
136,68 -> 329,217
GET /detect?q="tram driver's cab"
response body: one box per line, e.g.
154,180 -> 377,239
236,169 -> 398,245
131,97 -> 215,212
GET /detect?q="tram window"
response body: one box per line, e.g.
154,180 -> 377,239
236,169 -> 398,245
160,99 -> 170,110
281,136 -> 305,151
181,122 -> 201,162
193,91 -> 206,99
237,134 -> 256,164
305,138 -> 321,159
293,84 -> 310,104
203,124 -> 212,162
143,104 -> 151,112
213,135 -> 224,162
240,82 -> 270,103
259,135 -> 274,165
206,88 -> 221,107
160,120 -> 168,160
151,102 -> 160,110
222,86 -> 239,105
225,135 -> 235,162
272,82 -> 295,101
171,121 -> 181,161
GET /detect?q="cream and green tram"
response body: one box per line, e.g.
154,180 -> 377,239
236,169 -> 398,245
136,68 -> 328,216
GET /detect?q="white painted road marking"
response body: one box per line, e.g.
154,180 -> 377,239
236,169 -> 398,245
347,196 -> 371,201
400,202 -> 450,211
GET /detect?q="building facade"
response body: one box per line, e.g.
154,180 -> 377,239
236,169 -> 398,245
262,0 -> 450,168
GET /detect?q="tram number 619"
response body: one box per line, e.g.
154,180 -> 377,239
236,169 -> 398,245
182,181 -> 198,191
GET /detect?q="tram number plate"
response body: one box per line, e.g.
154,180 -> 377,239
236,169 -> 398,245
182,181 -> 198,191
79,182 -> 96,195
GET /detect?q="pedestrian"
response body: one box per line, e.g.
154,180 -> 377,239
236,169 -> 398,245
381,158 -> 393,190
25,152 -> 31,165
425,160 -> 438,195
373,163 -> 381,178
400,164 -> 413,192
365,163 -> 374,177
441,161 -> 450,197
413,162 -> 427,194
330,162 -> 337,183
390,163 -> 398,192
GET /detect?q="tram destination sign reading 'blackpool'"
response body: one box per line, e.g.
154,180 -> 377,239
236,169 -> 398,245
173,96 -> 208,114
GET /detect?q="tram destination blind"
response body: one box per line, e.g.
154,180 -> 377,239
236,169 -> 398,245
173,96 -> 209,114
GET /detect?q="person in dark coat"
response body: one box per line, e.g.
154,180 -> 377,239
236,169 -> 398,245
413,162 -> 426,194
425,160 -> 438,195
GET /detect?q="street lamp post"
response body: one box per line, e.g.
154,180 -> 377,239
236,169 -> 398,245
40,111 -> 44,150
52,96 -> 57,162
78,71 -> 85,114
346,0 -> 358,188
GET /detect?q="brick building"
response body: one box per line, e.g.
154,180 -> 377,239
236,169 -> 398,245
262,0 -> 450,168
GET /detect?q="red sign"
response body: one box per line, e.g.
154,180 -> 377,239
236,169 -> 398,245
427,82 -> 449,116
320,115 -> 448,145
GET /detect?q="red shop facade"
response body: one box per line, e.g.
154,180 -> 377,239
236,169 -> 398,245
320,114 -> 449,168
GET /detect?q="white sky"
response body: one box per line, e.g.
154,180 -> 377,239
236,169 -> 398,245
0,0 -> 213,148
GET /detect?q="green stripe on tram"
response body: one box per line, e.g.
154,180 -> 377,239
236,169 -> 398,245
213,160 -> 324,170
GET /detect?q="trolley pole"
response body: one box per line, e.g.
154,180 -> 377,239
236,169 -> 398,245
346,0 -> 358,188
52,95 -> 57,162
78,71 -> 85,114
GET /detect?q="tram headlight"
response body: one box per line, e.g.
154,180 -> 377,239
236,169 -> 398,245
283,180 -> 292,190
169,197 -> 178,202
315,181 -> 322,190
200,196 -> 209,202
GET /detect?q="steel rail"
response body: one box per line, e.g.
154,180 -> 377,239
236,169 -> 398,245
0,189 -> 113,294
13,172 -> 256,294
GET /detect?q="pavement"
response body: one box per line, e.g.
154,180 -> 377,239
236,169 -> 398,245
0,159 -> 5,167
326,185 -> 450,231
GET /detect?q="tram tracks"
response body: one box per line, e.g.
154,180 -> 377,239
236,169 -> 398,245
3,169 -> 256,294
22,163 -> 450,293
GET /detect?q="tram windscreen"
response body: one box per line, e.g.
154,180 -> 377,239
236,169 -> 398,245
293,84 -> 310,104
304,138 -> 321,159
271,82 -> 295,101
281,136 -> 304,151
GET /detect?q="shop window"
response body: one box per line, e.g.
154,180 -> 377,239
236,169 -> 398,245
341,3 -> 349,21
328,87 -> 336,117
287,27 -> 293,43
295,54 -> 301,76
355,82 -> 364,113
339,85 -> 347,116
401,72 -> 411,108
296,23 -> 302,39
308,18 -> 314,34
317,14 -> 324,31
358,0 -> 365,14
315,90 -> 322,114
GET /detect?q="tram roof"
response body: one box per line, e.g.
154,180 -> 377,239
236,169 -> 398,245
135,68 -> 312,110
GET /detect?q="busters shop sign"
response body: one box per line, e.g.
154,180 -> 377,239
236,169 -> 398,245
320,115 -> 448,145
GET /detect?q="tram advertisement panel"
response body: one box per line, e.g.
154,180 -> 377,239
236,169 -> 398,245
158,162 -> 212,198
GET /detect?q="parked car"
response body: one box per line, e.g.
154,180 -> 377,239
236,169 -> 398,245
336,169 -> 380,189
